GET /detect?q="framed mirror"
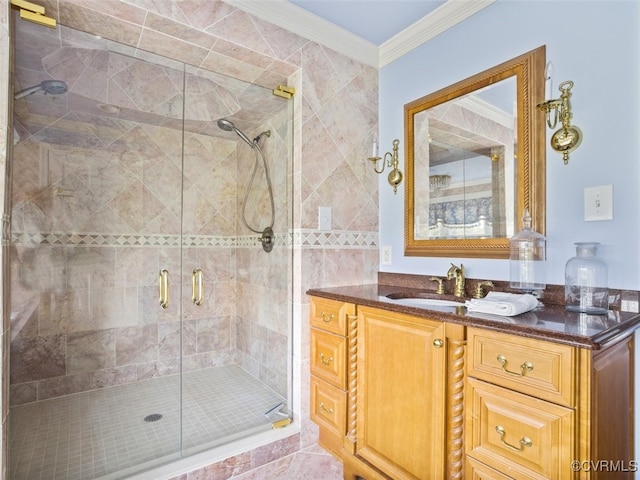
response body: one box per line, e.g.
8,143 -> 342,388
404,46 -> 546,258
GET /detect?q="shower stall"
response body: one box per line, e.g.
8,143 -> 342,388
8,18 -> 293,480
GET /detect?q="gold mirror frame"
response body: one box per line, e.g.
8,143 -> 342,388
404,46 -> 546,259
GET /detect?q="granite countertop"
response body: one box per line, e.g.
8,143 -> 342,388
306,283 -> 640,350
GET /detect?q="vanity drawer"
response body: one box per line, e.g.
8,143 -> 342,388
466,378 -> 574,480
467,328 -> 576,407
310,376 -> 346,438
311,328 -> 347,389
465,456 -> 514,480
310,298 -> 353,336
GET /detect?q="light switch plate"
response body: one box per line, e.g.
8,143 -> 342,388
318,206 -> 331,230
584,185 -> 613,221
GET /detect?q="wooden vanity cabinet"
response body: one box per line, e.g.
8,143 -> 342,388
466,327 -> 634,480
309,296 -> 635,480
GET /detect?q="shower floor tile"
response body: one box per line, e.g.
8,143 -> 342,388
9,364 -> 285,480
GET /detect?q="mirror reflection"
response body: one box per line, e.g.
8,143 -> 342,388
404,46 -> 546,258
413,76 -> 516,240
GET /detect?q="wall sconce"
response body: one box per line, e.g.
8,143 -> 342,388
537,80 -> 582,165
368,139 -> 403,194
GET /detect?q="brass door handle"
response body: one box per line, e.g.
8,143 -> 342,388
496,354 -> 533,376
320,353 -> 333,366
321,311 -> 334,323
495,425 -> 532,451
158,269 -> 169,309
192,268 -> 203,305
433,339 -> 444,348
319,402 -> 334,414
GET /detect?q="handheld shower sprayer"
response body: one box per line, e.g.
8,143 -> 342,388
216,118 -> 276,252
217,118 -> 253,147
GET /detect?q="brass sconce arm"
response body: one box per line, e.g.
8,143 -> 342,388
368,139 -> 403,194
537,80 -> 582,165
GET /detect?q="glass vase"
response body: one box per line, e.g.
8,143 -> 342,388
510,209 -> 546,293
564,242 -> 608,314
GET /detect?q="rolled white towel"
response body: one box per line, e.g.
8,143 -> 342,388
465,292 -> 540,317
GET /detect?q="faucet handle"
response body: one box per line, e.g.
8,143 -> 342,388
474,281 -> 495,299
429,277 -> 445,295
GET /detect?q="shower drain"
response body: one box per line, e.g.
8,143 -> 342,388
144,413 -> 163,422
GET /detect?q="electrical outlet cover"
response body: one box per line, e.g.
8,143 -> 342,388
381,246 -> 392,265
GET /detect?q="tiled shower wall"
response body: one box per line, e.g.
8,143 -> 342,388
1,1 -> 12,476
1,0 -> 380,472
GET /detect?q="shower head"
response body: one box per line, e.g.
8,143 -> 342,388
217,118 -> 253,147
14,80 -> 68,100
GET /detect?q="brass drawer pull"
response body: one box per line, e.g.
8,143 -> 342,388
158,269 -> 169,309
320,353 -> 333,366
321,311 -> 335,323
192,268 -> 204,305
433,339 -> 444,348
319,402 -> 334,414
496,354 -> 533,376
495,425 -> 532,451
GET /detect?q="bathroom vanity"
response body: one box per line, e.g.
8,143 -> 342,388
307,281 -> 639,480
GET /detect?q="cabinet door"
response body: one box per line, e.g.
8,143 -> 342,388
356,306 -> 446,480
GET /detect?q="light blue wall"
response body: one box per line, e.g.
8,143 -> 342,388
379,0 -> 640,290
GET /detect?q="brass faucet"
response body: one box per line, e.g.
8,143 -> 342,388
447,263 -> 465,297
474,280 -> 495,299
429,277 -> 445,294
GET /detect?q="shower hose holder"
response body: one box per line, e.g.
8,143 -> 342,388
260,227 -> 274,253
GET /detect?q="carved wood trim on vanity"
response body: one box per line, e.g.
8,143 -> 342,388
344,312 -> 358,452
447,333 -> 466,479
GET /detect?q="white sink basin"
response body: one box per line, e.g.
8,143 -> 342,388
385,297 -> 465,308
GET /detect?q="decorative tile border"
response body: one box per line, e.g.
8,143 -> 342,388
11,229 -> 378,249
295,229 -> 378,249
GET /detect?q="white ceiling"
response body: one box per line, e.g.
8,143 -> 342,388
288,0 -> 446,45
223,0 -> 496,67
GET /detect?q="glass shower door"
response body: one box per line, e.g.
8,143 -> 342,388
10,17 -> 294,478
9,23 -> 186,478
179,65 -> 293,455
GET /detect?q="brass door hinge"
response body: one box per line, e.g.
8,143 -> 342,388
10,0 -> 56,28
273,85 -> 295,99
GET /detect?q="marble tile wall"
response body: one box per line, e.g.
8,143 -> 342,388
1,1 -> 11,477
2,0 -> 380,474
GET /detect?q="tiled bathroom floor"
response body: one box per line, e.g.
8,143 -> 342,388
9,365 -> 286,480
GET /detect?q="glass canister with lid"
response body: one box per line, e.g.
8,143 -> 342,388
564,242 -> 609,314
509,209 -> 546,294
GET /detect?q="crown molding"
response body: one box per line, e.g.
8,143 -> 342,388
379,0 -> 496,68
221,0 -> 379,67
458,96 -> 514,129
222,0 -> 496,69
